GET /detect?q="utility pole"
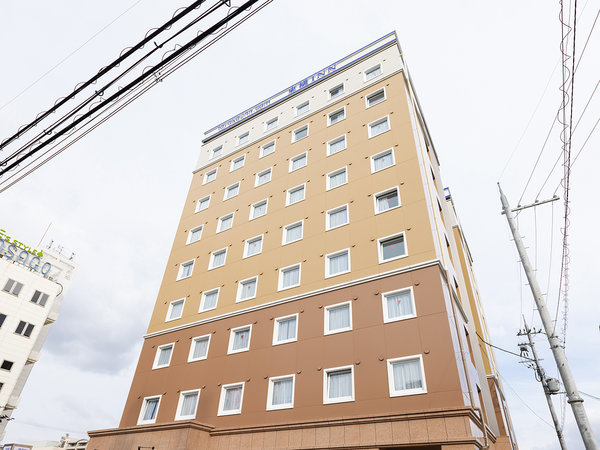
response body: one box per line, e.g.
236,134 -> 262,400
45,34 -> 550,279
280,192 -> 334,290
499,184 -> 598,449
518,316 -> 567,449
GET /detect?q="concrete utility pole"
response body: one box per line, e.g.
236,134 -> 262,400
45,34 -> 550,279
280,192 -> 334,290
499,184 -> 598,449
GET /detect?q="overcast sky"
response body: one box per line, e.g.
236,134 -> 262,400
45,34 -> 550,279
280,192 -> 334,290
1,1 -> 599,448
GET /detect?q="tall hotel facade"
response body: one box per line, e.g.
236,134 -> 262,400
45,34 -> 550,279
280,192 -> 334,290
89,33 -> 517,449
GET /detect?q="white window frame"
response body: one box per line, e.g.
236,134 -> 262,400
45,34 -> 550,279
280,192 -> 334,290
373,186 -> 401,214
260,140 -> 276,158
265,117 -> 278,132
272,313 -> 299,346
199,288 -> 220,312
324,300 -> 353,335
278,263 -> 301,291
217,382 -> 245,416
368,115 -> 391,138
323,365 -> 355,404
188,334 -> 212,362
326,166 -> 348,191
289,152 -> 307,172
227,324 -> 253,354
255,167 -> 273,187
249,199 -> 268,220
217,213 -> 234,233
365,87 -> 387,108
326,204 -> 349,231
286,183 -> 306,206
196,195 -> 211,212
236,276 -> 258,302
223,182 -> 241,201
326,135 -> 347,156
295,101 -> 309,116
243,234 -> 264,258
370,148 -> 396,173
166,298 -> 185,322
177,259 -> 195,281
386,355 -> 427,397
328,83 -> 344,99
282,220 -> 304,245
203,168 -> 217,184
266,374 -> 296,411
364,63 -> 382,82
325,248 -> 351,278
211,145 -> 223,159
237,131 -> 250,146
152,343 -> 175,369
137,395 -> 162,425
292,124 -> 309,143
230,155 -> 246,172
175,389 -> 201,421
377,232 -> 408,264
208,247 -> 228,270
382,287 -> 416,323
327,107 -> 346,127
186,225 -> 203,244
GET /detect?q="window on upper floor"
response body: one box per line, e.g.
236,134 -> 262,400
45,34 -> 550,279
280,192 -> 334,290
237,277 -> 258,302
153,343 -> 174,369
289,152 -> 307,172
0,314 -> 6,328
218,382 -> 244,416
230,155 -> 245,171
265,117 -> 278,131
273,314 -> 298,346
387,355 -> 427,397
228,325 -> 252,354
326,167 -> 347,190
3,279 -> 23,296
325,249 -> 350,278
374,187 -> 400,214
328,108 -> 346,126
175,390 -> 200,420
31,290 -> 49,306
260,141 -> 276,158
255,168 -> 272,186
224,182 -> 240,201
1,360 -> 14,371
368,116 -> 390,138
366,88 -> 386,108
166,299 -> 185,321
296,101 -> 309,116
243,235 -> 263,258
217,213 -> 234,232
199,288 -> 219,312
188,334 -> 211,361
378,233 -> 407,263
292,125 -> 309,142
237,131 -> 249,146
250,199 -> 268,220
209,248 -> 227,269
329,84 -> 344,99
382,288 -> 416,323
364,64 -> 382,81
282,221 -> 303,245
278,264 -> 301,291
15,321 -> 34,337
371,148 -> 395,173
203,168 -> 217,184
267,375 -> 295,410
327,135 -> 346,155
326,204 -> 349,230
324,366 -> 355,404
138,396 -> 161,425
324,301 -> 352,335
196,195 -> 210,212
187,226 -> 203,245
177,260 -> 194,280
286,184 -> 305,206
211,146 -> 222,159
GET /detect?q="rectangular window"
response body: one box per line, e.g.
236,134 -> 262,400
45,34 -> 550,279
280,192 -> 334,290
31,290 -> 49,306
374,187 -> 400,213
382,288 -> 416,323
378,233 -> 407,263
237,276 -> 258,302
196,195 -> 210,212
273,314 -> 298,345
224,182 -> 240,200
15,321 -> 35,338
324,301 -> 352,335
244,235 -> 263,258
230,155 -> 245,171
217,213 -> 234,232
325,249 -> 350,277
200,288 -> 219,312
267,375 -> 295,410
282,221 -> 303,245
327,135 -> 346,155
255,168 -> 272,186
1,360 -> 14,371
265,117 -> 278,131
250,199 -> 268,219
177,260 -> 194,280
153,343 -> 174,369
188,335 -> 211,361
329,84 -> 344,99
387,355 -> 427,397
324,366 -> 355,404
296,101 -> 309,115
371,149 -> 395,173
368,116 -> 390,138
211,146 -> 222,159
0,314 -> 6,328
237,131 -> 249,145
289,152 -> 307,172
209,248 -> 227,269
279,264 -> 301,290
292,125 -> 309,142
218,382 -> 244,416
166,299 -> 185,321
366,88 -> 386,107
286,184 -> 305,205
203,168 -> 217,184
3,279 -> 23,296
327,108 -> 345,126
364,64 -> 382,81
175,389 -> 200,420
138,396 -> 161,425
326,167 -> 347,190
326,205 -> 349,230
228,325 -> 252,354
187,226 -> 203,244
260,141 -> 275,157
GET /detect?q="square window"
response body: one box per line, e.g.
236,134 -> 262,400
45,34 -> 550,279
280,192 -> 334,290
237,277 -> 258,302
296,101 -> 309,115
153,343 -> 174,369
325,249 -> 350,277
187,226 -> 203,244
374,187 -> 400,213
209,248 -> 227,269
211,146 -> 222,159
228,325 -> 252,354
286,184 -> 305,206
218,382 -> 245,416
279,264 -> 301,290
138,396 -> 161,425
200,288 -> 219,312
196,195 -> 210,212
265,117 -> 278,131
364,64 -> 382,81
177,260 -> 194,280
1,360 -> 14,371
224,182 -> 240,200
255,168 -> 272,186
244,235 -> 263,258
289,152 -> 307,172
267,375 -> 295,410
371,149 -> 395,173
217,213 -> 234,232
323,366 -> 355,404
175,389 -> 200,420
31,290 -> 49,306
273,314 -> 298,345
326,205 -> 349,230
382,288 -> 416,323
260,141 -> 275,157
327,135 -> 346,155
3,279 -> 23,296
324,301 -> 352,334
166,299 -> 185,321
15,321 -> 34,337
368,116 -> 390,138
387,355 -> 427,397
188,334 -> 211,361
282,221 -> 303,245
237,131 -> 249,145
378,233 -> 407,263
292,125 -> 309,142
366,88 -> 386,108
230,155 -> 245,171
250,199 -> 268,220
326,167 -> 347,190
329,84 -> 344,99
203,168 -> 217,184
328,108 -> 346,126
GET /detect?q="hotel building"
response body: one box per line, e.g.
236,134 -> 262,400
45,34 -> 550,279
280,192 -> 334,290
88,32 -> 517,449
